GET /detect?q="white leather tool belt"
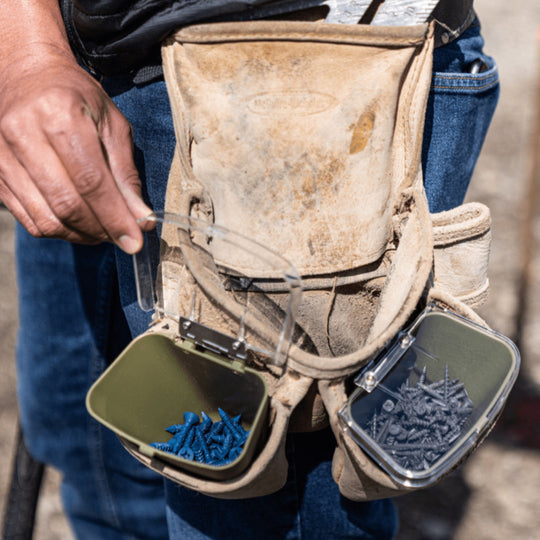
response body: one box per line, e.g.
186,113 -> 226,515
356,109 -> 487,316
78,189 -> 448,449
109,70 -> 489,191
119,19 -> 493,501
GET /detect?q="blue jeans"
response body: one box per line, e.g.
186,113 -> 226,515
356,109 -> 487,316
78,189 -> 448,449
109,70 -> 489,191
422,18 -> 500,212
15,239 -> 169,540
15,17 -> 498,540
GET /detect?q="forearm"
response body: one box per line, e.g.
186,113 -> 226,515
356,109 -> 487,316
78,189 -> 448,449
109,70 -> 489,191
0,1 -> 151,253
0,1 -> 75,76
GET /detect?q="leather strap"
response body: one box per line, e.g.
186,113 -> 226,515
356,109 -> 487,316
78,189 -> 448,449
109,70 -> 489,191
430,0 -> 475,48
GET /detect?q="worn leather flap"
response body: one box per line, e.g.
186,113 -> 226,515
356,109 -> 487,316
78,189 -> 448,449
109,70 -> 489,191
162,21 -> 432,277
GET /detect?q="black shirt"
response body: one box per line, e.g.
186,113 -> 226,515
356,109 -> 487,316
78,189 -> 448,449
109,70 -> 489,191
60,0 -> 474,82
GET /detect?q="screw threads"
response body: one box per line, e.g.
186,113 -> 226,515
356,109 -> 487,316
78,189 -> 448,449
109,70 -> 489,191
151,410 -> 251,467
363,365 -> 473,471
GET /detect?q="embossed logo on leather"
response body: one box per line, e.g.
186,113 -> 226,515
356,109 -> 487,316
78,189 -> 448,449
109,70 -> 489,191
248,91 -> 337,116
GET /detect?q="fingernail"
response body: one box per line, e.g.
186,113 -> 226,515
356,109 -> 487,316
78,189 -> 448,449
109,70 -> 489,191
118,234 -> 141,254
138,212 -> 157,231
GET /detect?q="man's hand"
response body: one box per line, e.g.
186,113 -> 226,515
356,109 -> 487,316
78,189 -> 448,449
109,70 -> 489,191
0,43 -> 152,253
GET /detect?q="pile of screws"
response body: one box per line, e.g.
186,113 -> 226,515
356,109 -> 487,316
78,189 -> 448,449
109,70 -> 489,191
363,366 -> 474,472
150,408 -> 250,466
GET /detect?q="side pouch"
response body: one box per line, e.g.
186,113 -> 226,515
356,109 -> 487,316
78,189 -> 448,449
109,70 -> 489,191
323,288 -> 513,502
432,202 -> 491,308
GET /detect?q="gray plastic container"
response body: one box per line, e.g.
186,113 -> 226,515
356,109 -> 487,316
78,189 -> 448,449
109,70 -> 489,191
338,303 -> 520,488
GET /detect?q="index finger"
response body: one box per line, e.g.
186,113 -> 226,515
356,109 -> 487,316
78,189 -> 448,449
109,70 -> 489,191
47,107 -> 144,253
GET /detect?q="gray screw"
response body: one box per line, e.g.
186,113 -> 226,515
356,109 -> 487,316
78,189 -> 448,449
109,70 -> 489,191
382,400 -> 395,413
362,364 -> 475,472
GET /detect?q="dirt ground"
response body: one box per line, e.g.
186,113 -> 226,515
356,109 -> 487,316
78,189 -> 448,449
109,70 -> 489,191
1,1 -> 540,539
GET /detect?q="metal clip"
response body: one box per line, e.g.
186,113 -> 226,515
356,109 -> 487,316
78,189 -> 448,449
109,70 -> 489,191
179,317 -> 248,361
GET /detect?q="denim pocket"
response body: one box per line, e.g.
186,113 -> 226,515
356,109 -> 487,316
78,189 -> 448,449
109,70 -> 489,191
431,57 -> 499,94
422,19 -> 500,213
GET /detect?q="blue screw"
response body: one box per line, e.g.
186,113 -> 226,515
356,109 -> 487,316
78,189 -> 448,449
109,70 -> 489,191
216,431 -> 233,461
218,408 -> 237,431
194,447 -> 205,463
209,420 -> 224,437
208,433 -> 225,444
232,415 -> 250,444
150,442 -> 173,452
151,409 -> 250,466
218,408 -> 249,444
195,430 -> 212,463
209,448 -> 222,463
165,424 -> 183,435
198,411 -> 213,436
170,412 -> 199,453
228,446 -> 243,462
182,424 -> 197,450
178,446 -> 194,461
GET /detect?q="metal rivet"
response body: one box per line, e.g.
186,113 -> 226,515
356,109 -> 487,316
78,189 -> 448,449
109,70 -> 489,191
401,334 -> 414,348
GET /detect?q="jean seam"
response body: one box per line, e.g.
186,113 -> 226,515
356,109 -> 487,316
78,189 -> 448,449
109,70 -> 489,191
431,80 -> 499,92
289,437 -> 303,540
88,249 -> 124,532
431,66 -> 499,92
434,69 -> 496,82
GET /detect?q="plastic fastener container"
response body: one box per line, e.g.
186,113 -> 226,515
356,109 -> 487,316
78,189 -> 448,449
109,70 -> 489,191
338,303 -> 520,488
86,212 -> 301,481
87,333 -> 268,480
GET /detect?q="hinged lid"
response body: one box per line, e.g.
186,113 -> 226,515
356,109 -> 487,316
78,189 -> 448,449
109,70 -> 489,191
133,212 -> 302,366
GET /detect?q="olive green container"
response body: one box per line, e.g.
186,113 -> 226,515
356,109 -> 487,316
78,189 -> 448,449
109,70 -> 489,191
86,332 -> 268,480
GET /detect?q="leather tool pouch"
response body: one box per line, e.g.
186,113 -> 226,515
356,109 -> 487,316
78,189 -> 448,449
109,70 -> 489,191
89,20 -> 503,501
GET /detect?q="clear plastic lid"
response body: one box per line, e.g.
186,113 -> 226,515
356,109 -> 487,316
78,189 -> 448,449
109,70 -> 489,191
338,303 -> 520,488
133,211 -> 302,366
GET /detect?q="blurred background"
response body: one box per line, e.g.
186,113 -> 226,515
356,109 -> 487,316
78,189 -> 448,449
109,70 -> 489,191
1,0 -> 539,538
